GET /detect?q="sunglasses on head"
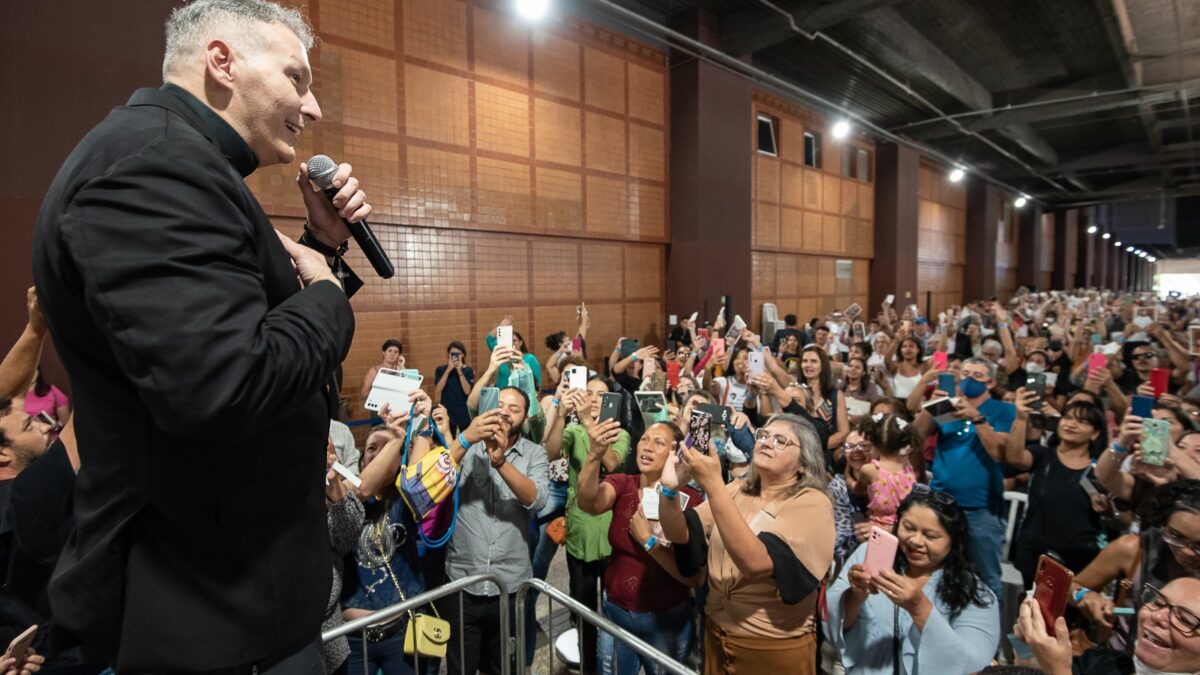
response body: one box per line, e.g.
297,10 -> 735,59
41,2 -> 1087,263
910,483 -> 956,506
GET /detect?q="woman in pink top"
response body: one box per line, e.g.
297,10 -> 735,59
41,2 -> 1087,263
849,414 -> 918,528
25,367 -> 70,426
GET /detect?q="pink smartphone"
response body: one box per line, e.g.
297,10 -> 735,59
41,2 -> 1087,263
4,624 -> 37,662
1087,352 -> 1107,377
643,357 -> 657,377
863,527 -> 898,576
932,351 -> 948,371
712,336 -> 726,358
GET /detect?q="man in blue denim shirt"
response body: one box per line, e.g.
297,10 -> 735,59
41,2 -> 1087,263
442,387 -> 549,675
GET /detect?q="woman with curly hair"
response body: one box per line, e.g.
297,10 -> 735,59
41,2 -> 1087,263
825,485 -> 999,674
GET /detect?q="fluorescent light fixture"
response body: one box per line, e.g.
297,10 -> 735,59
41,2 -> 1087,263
831,119 -> 851,140
1102,232 -> 1111,239
1087,225 -> 1098,234
1127,246 -> 1135,252
1014,195 -> 1028,208
948,167 -> 965,183
1115,241 -> 1122,247
514,0 -> 550,20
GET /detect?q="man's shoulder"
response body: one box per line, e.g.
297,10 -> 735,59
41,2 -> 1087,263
981,397 -> 1016,420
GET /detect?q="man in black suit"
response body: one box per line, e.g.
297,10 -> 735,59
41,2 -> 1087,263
31,0 -> 371,670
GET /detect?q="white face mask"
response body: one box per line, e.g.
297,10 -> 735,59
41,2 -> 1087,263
1025,362 -> 1045,374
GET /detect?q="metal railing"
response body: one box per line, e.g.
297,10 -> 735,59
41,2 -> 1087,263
515,577 -> 697,675
323,574 -> 511,675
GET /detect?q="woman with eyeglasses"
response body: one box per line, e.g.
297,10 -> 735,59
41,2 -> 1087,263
824,485 -> 999,675
658,413 -> 834,674
576,421 -> 704,675
1068,480 -> 1200,653
1006,399 -> 1110,588
1016,577 -> 1200,675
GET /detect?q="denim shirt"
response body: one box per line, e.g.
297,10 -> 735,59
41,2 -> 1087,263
343,498 -> 425,612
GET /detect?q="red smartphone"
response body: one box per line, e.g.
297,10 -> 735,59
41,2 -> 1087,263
1087,352 -> 1107,378
666,362 -> 681,388
863,527 -> 899,576
1150,368 -> 1169,399
3,624 -> 37,663
932,351 -> 948,371
571,336 -> 583,352
711,336 -> 726,359
1033,556 -> 1073,637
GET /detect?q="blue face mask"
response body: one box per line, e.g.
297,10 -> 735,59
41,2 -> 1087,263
959,377 -> 988,398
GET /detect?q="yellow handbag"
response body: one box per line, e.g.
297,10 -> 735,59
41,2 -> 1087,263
374,527 -> 452,658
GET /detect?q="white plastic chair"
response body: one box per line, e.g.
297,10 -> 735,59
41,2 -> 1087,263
1002,490 -> 1028,562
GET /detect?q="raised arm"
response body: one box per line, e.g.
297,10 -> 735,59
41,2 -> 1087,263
1005,388 -> 1036,471
467,346 -> 512,412
0,287 -> 48,398
575,418 -> 622,514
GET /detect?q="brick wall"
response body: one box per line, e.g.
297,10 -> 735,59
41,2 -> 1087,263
995,194 -> 1021,300
244,0 -> 669,420
916,160 -> 966,315
749,93 -> 873,331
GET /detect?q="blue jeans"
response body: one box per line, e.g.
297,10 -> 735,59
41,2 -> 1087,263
346,629 -> 439,675
525,479 -> 568,664
597,595 -> 693,675
964,507 -> 1005,602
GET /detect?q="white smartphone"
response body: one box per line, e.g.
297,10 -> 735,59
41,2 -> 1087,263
331,461 -> 362,488
885,294 -> 895,305
747,351 -> 766,378
364,368 -> 424,412
689,311 -> 699,323
565,365 -> 588,391
496,325 -> 514,350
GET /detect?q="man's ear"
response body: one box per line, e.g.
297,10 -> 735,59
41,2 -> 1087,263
204,39 -> 236,89
0,445 -> 14,469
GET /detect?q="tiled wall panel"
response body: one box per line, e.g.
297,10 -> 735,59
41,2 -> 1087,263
916,160 -> 966,316
245,0 -> 668,429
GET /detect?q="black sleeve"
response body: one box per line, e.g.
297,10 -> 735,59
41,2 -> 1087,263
758,532 -> 820,605
61,139 -> 355,441
673,509 -> 709,577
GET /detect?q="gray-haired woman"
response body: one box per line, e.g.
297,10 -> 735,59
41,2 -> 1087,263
658,413 -> 835,675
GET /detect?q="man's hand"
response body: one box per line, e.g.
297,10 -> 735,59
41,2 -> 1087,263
296,160 -> 369,248
276,231 -> 340,289
464,409 -> 504,446
26,287 -> 46,336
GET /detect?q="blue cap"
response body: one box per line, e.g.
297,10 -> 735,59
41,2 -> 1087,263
915,317 -> 929,325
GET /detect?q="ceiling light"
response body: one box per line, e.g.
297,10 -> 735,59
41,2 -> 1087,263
1014,195 -> 1028,208
1127,246 -> 1135,252
831,119 -> 851,140
1115,241 -> 1122,247
1102,232 -> 1111,239
514,0 -> 550,21
948,167 -> 965,183
1087,225 -> 1098,234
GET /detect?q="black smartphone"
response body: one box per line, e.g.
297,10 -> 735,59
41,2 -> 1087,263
696,404 -> 732,428
619,338 -> 640,359
1026,372 -> 1047,409
598,392 -> 622,423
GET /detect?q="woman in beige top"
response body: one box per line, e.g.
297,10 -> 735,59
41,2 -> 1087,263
658,412 -> 835,674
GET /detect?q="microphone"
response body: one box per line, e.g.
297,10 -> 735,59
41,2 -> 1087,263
306,154 -> 395,279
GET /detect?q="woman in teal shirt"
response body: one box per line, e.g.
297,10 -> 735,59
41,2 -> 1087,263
825,485 -> 999,674
545,374 -> 630,674
484,318 -> 542,390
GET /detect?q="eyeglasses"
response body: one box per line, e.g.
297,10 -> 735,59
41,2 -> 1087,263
1141,584 -> 1200,637
1131,352 -> 1157,361
843,441 -> 871,453
1161,527 -> 1200,557
910,483 -> 956,505
754,429 -> 799,451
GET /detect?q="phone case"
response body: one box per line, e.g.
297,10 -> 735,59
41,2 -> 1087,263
932,351 -> 948,371
1150,368 -> 1169,398
863,527 -> 898,576
479,387 -> 501,413
364,368 -> 424,412
1140,418 -> 1171,466
688,409 -> 713,451
496,325 -> 513,350
1033,556 -> 1073,637
566,366 -> 588,391
643,358 -> 657,377
1087,352 -> 1107,377
712,336 -> 726,358
747,352 -> 766,378
666,362 -> 681,388
696,404 -> 732,427
937,373 -> 956,394
619,338 -> 640,359
4,623 -> 37,662
1131,394 -> 1155,419
598,392 -> 622,422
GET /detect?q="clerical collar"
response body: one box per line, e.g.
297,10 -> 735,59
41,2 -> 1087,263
161,83 -> 259,177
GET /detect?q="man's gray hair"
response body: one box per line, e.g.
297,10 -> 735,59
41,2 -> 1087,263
964,356 -> 998,382
163,0 -> 314,79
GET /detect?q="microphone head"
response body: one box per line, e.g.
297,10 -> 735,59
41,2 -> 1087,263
306,154 -> 338,190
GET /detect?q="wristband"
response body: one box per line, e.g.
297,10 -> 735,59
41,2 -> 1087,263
632,354 -> 640,361
552,398 -> 561,407
643,536 -> 658,552
1073,587 -> 1092,604
658,484 -> 679,498
458,432 -> 470,449
1110,443 -> 1129,455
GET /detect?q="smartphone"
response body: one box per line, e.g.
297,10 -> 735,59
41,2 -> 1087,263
1131,394 -> 1155,419
496,325 -> 514,350
688,311 -> 699,324
747,351 -> 766,378
1007,633 -> 1035,661
598,392 -> 622,423
619,338 -> 640,359
1026,372 -> 1047,409
643,357 -> 657,377
900,319 -> 912,333
1087,352 -> 1107,378
863,527 -> 899,576
712,336 -> 726,358
845,303 -> 862,320
697,328 -> 710,340
3,624 -> 37,663
725,314 -> 747,341
696,403 -> 732,428
1033,556 -> 1074,637
635,392 -> 668,423
666,362 -> 681,388
1150,368 -> 1170,399
565,365 -> 588,391
885,294 -> 895,306
937,372 -> 956,395
364,368 -> 424,413
571,336 -> 583,352
687,409 -> 713,455
1141,418 -> 1171,466
932,351 -> 948,371
1090,333 -> 1102,345
479,386 -> 501,414
852,322 -> 866,340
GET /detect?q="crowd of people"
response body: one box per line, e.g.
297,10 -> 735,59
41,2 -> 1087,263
5,1 -> 1200,674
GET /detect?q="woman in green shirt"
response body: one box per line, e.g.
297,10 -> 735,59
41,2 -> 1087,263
545,374 -> 631,675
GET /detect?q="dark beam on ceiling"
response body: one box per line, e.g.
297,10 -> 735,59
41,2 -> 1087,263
720,0 -> 902,58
